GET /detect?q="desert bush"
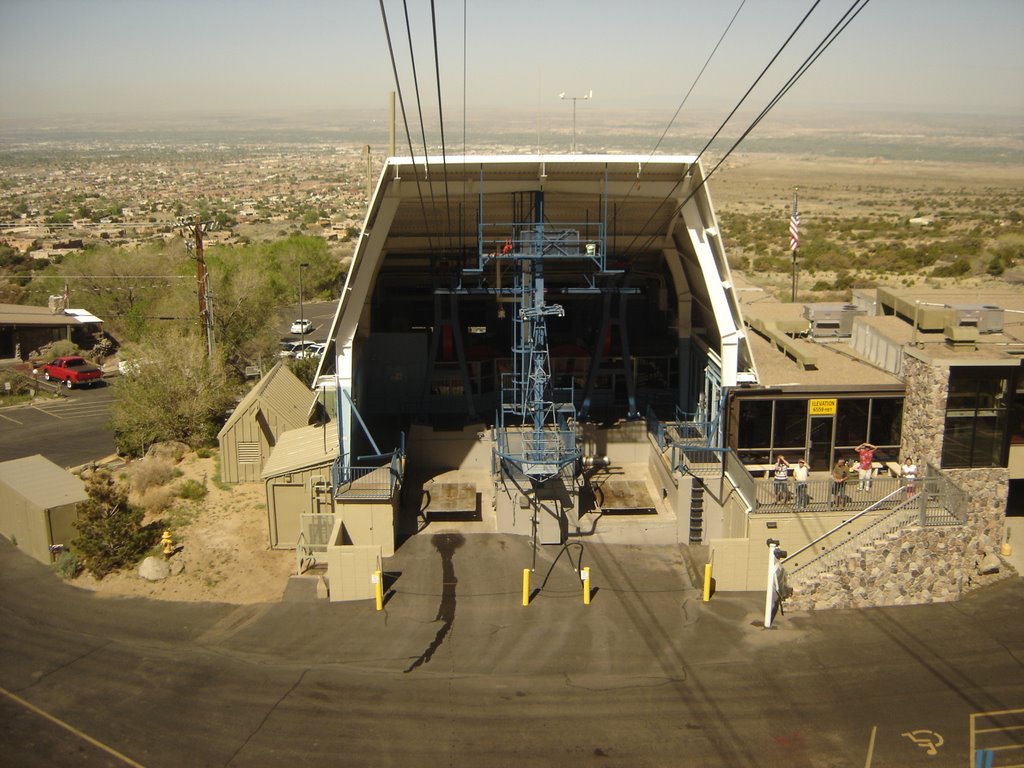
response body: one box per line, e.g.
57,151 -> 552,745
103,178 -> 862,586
930,259 -> 971,278
176,478 -> 208,501
141,485 -> 174,514
53,550 -> 82,580
73,471 -> 160,579
129,457 -> 175,495
196,447 -> 214,459
36,339 -> 79,360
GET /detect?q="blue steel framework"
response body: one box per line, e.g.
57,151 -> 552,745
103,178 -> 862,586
467,184 -> 614,482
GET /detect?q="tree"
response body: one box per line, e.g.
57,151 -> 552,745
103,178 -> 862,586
73,470 -> 159,579
111,332 -> 236,456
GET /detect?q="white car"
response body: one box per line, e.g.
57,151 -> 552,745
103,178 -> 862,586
279,340 -> 314,358
294,342 -> 326,360
290,319 -> 314,335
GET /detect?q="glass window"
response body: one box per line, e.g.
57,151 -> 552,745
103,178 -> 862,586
834,399 -> 869,447
942,367 -> 1012,468
773,399 -> 807,448
869,398 -> 903,447
738,400 -> 772,449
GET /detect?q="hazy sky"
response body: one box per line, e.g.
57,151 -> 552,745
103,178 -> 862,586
1,0 -> 1022,125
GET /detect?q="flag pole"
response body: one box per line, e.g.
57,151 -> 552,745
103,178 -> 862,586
789,188 -> 800,303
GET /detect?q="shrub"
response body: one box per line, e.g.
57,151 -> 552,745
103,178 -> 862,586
930,259 -> 971,278
129,457 -> 175,495
73,471 -> 160,579
176,478 -> 208,501
37,339 -> 79,360
196,447 -> 214,459
141,485 -> 174,514
53,550 -> 82,580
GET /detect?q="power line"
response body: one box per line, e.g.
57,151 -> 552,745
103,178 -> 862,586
378,0 -> 436,254
638,0 -> 747,175
620,0 -> 824,262
430,0 -> 454,254
622,0 -> 871,264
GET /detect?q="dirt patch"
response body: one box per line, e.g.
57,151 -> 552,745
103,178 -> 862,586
72,452 -> 293,604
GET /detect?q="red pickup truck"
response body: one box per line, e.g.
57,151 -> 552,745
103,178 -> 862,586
40,356 -> 104,389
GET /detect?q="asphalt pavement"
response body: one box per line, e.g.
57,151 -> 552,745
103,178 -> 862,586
1,532 -> 1022,767
0,381 -> 116,467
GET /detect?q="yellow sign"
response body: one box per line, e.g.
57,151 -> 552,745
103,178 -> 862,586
808,398 -> 837,416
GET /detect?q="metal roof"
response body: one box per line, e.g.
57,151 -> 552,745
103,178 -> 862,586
218,361 -> 314,438
261,420 -> 338,479
0,303 -> 84,327
0,454 -> 88,509
315,153 -> 756,386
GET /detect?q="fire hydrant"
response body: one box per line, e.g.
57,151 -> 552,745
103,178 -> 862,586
161,530 -> 175,558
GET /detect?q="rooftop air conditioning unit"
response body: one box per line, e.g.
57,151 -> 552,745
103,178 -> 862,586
945,304 -> 1004,334
803,303 -> 865,338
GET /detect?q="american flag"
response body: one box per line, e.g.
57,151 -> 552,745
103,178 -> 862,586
789,192 -> 800,251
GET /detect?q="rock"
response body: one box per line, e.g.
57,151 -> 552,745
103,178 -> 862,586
139,556 -> 171,581
169,558 -> 185,576
146,441 -> 189,463
977,552 -> 1001,575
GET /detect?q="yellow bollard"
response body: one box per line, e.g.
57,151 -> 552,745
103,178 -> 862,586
703,562 -> 713,602
582,566 -> 591,605
373,569 -> 383,611
522,568 -> 530,606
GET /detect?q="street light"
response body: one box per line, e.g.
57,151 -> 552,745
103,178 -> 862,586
559,89 -> 592,154
299,262 -> 309,335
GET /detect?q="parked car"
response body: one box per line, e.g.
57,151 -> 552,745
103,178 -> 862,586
279,340 -> 317,358
296,342 -> 326,360
40,356 -> 103,389
290,319 -> 314,335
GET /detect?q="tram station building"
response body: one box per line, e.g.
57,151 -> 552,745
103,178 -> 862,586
263,153 -> 1018,607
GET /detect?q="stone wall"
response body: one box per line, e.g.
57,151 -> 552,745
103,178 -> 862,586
787,526 -> 968,610
900,354 -> 947,464
787,354 -> 1010,611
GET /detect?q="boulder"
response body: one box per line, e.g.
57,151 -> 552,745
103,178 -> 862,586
138,556 -> 171,581
977,552 -> 1001,575
146,441 -> 189,463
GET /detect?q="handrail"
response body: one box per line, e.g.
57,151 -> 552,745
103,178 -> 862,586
295,531 -> 312,575
786,486 -> 907,564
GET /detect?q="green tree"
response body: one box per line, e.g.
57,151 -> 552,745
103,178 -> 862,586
111,332 -> 236,456
73,470 -> 159,579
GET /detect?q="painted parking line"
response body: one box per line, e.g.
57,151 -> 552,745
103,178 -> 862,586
971,708 -> 1024,767
0,411 -> 22,425
0,685 -> 145,767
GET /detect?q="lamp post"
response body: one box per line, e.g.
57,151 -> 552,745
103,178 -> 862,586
559,90 -> 592,154
299,262 -> 309,335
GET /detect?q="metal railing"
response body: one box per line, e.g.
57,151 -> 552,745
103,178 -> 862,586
785,476 -> 964,582
646,405 -> 726,478
332,434 -> 405,500
752,474 -> 907,513
724,450 -> 757,512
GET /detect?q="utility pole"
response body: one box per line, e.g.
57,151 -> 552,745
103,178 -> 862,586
789,188 -> 800,303
179,216 -> 218,356
560,89 -> 592,154
364,144 -> 373,200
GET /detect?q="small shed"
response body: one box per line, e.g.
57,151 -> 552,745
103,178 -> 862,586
262,420 -> 339,548
0,455 -> 88,564
218,362 -> 314,484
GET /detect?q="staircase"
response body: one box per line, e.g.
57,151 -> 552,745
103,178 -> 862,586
688,479 -> 705,545
787,497 -> 926,582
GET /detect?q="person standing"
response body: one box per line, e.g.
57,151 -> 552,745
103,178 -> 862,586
831,458 -> 849,507
902,456 -> 918,497
773,455 -> 791,503
855,442 -> 877,492
793,458 -> 810,509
